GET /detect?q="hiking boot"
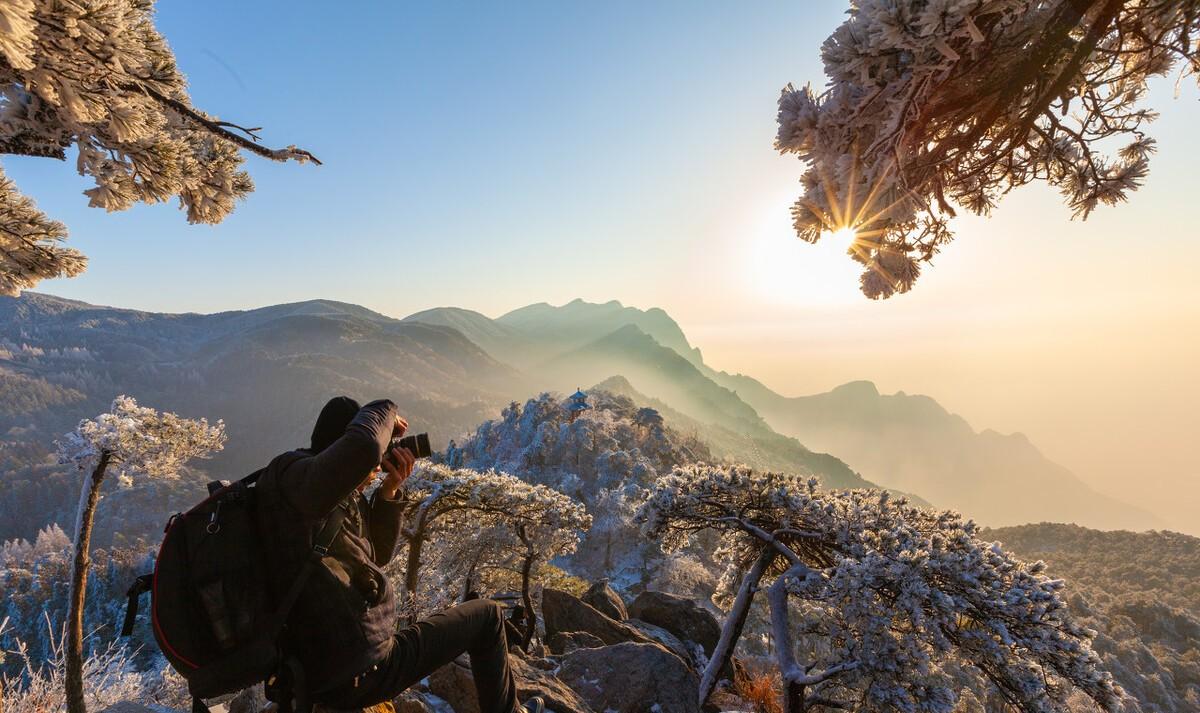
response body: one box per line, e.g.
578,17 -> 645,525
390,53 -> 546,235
521,697 -> 545,713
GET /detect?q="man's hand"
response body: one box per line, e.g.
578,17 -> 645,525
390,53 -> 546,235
393,414 -> 408,438
380,447 -> 414,500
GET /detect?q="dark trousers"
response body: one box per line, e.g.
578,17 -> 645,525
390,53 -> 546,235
321,599 -> 520,713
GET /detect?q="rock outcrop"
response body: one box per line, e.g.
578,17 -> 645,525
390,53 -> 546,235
546,630 -> 606,655
580,579 -> 628,621
541,589 -> 654,647
556,642 -> 700,713
627,591 -> 721,657
420,585 -> 726,713
429,654 -> 594,713
624,619 -> 696,666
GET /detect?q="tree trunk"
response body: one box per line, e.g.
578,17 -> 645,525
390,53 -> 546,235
783,680 -> 804,713
519,553 -> 536,650
768,566 -> 809,713
517,526 -> 536,650
66,451 -> 110,713
403,530 -> 425,624
698,547 -> 774,706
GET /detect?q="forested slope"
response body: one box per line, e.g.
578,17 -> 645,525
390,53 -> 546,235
987,524 -> 1200,712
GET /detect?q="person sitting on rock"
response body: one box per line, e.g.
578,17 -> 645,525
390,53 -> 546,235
256,396 -> 543,713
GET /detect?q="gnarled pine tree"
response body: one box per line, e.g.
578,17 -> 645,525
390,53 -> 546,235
639,465 -> 1122,713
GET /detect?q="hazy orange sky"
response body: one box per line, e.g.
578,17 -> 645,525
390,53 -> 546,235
18,2 -> 1198,533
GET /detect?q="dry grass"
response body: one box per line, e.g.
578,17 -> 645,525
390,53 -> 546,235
732,660 -> 782,713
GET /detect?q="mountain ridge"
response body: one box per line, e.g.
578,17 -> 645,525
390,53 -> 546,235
408,297 -> 1160,531
1,291 -> 1161,533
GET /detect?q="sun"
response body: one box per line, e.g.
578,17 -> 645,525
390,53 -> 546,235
742,194 -> 866,306
825,227 -> 859,248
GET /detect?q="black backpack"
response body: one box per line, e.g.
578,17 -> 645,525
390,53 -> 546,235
123,461 -> 345,713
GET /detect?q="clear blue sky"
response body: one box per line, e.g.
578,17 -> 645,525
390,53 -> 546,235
9,0 -> 845,315
5,2 -> 1199,530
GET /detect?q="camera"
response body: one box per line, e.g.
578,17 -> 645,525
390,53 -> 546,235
387,432 -> 432,462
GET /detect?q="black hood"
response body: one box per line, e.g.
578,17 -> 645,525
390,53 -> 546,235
310,396 -> 361,453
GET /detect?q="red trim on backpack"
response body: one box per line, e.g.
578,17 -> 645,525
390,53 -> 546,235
152,514 -> 199,670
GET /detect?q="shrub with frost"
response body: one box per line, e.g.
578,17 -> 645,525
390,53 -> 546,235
0,617 -> 188,713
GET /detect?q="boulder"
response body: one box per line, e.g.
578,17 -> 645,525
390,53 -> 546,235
625,618 -> 695,667
428,660 -> 478,713
99,704 -> 159,713
316,699 -> 418,713
511,654 -> 595,713
428,654 -> 593,713
393,690 -> 443,713
228,685 -> 268,713
627,591 -> 721,656
541,589 -> 654,647
556,643 -> 701,713
580,580 -> 628,621
547,630 -> 606,655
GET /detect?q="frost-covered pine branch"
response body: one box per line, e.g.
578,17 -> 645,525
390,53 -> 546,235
55,396 -> 223,713
0,0 -> 319,295
779,0 -> 1199,298
638,464 -> 1123,713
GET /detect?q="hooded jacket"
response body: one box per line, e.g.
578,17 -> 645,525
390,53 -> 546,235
255,399 -> 403,696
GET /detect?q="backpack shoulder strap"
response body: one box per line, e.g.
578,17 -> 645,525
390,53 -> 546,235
266,504 -> 348,637
119,574 -> 154,637
310,503 -> 347,556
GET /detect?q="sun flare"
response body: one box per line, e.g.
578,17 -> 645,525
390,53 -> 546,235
743,195 -> 867,307
825,227 -> 859,248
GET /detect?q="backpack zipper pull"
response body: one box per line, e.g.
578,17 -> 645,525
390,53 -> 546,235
207,501 -> 222,534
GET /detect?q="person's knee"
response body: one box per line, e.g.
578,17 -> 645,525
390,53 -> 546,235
461,598 -> 504,626
456,599 -> 504,648
483,599 -> 504,625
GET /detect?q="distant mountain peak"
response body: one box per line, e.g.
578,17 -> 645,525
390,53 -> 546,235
593,374 -> 636,393
597,323 -> 652,342
564,297 -> 625,309
831,380 -> 880,398
496,298 -> 704,368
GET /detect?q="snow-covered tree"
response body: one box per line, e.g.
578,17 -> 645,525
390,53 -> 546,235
459,391 -> 709,499
0,0 -> 318,295
393,464 -> 590,637
55,396 -> 223,713
778,0 -> 1199,298
457,391 -> 713,588
634,406 -> 665,434
639,465 -> 1121,713
1,527 -> 158,679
